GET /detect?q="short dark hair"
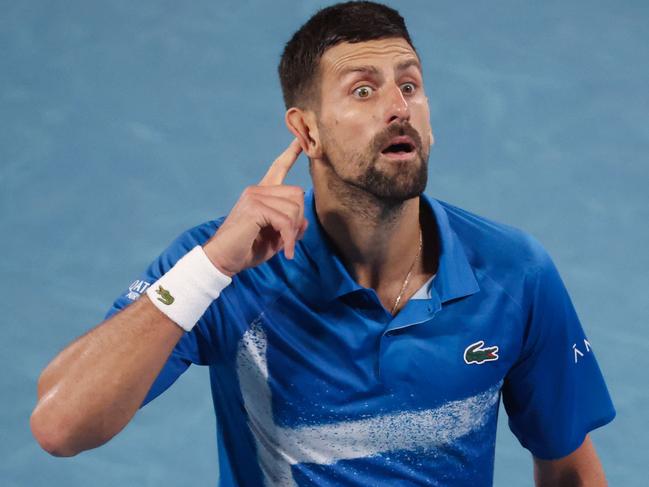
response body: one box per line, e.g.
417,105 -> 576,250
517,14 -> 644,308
278,1 -> 416,109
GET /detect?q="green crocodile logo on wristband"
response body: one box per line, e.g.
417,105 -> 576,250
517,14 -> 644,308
155,285 -> 175,305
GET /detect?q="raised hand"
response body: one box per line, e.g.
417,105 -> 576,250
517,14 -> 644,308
202,139 -> 308,277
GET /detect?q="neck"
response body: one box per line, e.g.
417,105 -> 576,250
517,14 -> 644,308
313,174 -> 429,292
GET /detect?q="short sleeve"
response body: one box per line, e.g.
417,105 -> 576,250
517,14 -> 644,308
104,219 -> 224,407
502,250 -> 616,460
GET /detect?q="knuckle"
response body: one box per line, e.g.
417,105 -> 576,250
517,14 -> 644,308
290,203 -> 302,222
285,186 -> 305,203
277,199 -> 299,220
240,188 -> 262,212
286,199 -> 300,212
275,211 -> 291,227
242,186 -> 257,198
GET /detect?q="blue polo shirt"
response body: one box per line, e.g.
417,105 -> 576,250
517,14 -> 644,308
106,189 -> 615,486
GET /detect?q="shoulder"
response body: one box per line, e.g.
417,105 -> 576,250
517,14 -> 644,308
173,217 -> 225,248
151,217 -> 226,269
433,198 -> 558,312
436,198 -> 552,274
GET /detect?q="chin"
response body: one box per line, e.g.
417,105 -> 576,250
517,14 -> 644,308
363,177 -> 427,202
361,158 -> 428,202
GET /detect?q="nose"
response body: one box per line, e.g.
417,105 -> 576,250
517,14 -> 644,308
385,83 -> 410,124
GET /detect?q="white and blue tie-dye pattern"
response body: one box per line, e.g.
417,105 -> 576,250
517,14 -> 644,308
237,318 -> 503,486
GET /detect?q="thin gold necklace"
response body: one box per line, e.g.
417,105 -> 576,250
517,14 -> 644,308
390,228 -> 423,315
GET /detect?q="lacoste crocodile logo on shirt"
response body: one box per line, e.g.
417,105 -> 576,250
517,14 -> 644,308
464,340 -> 499,364
155,285 -> 175,305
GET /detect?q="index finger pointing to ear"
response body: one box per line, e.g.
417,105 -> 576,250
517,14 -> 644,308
259,138 -> 302,186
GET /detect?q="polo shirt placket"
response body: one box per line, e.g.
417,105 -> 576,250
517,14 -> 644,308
296,189 -> 480,382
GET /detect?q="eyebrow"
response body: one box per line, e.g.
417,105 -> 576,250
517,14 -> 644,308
395,58 -> 422,73
336,58 -> 422,79
337,65 -> 380,78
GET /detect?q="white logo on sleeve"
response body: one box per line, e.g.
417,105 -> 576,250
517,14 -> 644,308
236,318 -> 502,486
126,280 -> 151,301
573,338 -> 592,363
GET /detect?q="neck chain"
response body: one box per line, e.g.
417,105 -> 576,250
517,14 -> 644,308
390,228 -> 423,315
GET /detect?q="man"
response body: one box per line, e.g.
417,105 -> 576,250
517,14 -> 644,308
31,2 -> 615,486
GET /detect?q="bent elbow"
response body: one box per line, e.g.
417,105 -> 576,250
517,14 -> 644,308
30,407 -> 81,457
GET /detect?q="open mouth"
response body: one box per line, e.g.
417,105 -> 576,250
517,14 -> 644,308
382,142 -> 415,154
380,136 -> 416,157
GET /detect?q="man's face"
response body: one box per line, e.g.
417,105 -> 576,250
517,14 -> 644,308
314,37 -> 434,201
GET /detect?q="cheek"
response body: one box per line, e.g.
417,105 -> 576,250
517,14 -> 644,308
323,109 -> 375,150
410,98 -> 432,142
410,96 -> 430,120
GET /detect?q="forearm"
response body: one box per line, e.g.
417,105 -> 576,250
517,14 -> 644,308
534,436 -> 607,487
534,468 -> 605,487
31,296 -> 184,456
30,142 -> 305,457
535,467 -> 607,487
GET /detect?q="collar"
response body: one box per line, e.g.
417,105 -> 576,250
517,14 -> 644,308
295,188 -> 479,307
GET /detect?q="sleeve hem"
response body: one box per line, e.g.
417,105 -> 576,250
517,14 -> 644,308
528,407 -> 617,461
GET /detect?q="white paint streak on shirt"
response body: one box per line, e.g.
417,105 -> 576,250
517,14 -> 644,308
237,319 -> 502,486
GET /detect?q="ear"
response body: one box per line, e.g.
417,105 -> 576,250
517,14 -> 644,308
285,108 -> 322,158
429,127 -> 435,146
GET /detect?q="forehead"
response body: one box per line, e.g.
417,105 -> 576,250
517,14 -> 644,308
320,38 -> 420,78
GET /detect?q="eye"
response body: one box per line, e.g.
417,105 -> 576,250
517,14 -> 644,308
353,85 -> 374,99
400,82 -> 417,95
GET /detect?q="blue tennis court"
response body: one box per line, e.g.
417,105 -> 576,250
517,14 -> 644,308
1,1 -> 646,485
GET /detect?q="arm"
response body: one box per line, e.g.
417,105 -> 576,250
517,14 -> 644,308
31,139 -> 307,457
30,296 -> 184,457
533,435 -> 607,487
502,246 -> 616,484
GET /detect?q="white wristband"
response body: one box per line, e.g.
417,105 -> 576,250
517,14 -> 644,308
146,246 -> 232,332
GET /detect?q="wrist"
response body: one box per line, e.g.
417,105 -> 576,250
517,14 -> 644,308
201,243 -> 238,278
145,246 -> 232,332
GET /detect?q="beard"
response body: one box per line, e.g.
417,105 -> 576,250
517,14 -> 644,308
319,121 -> 429,204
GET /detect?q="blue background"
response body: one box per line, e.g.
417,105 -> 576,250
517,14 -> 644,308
1,1 -> 646,485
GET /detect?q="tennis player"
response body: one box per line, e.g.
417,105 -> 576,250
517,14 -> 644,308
32,2 -> 615,485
